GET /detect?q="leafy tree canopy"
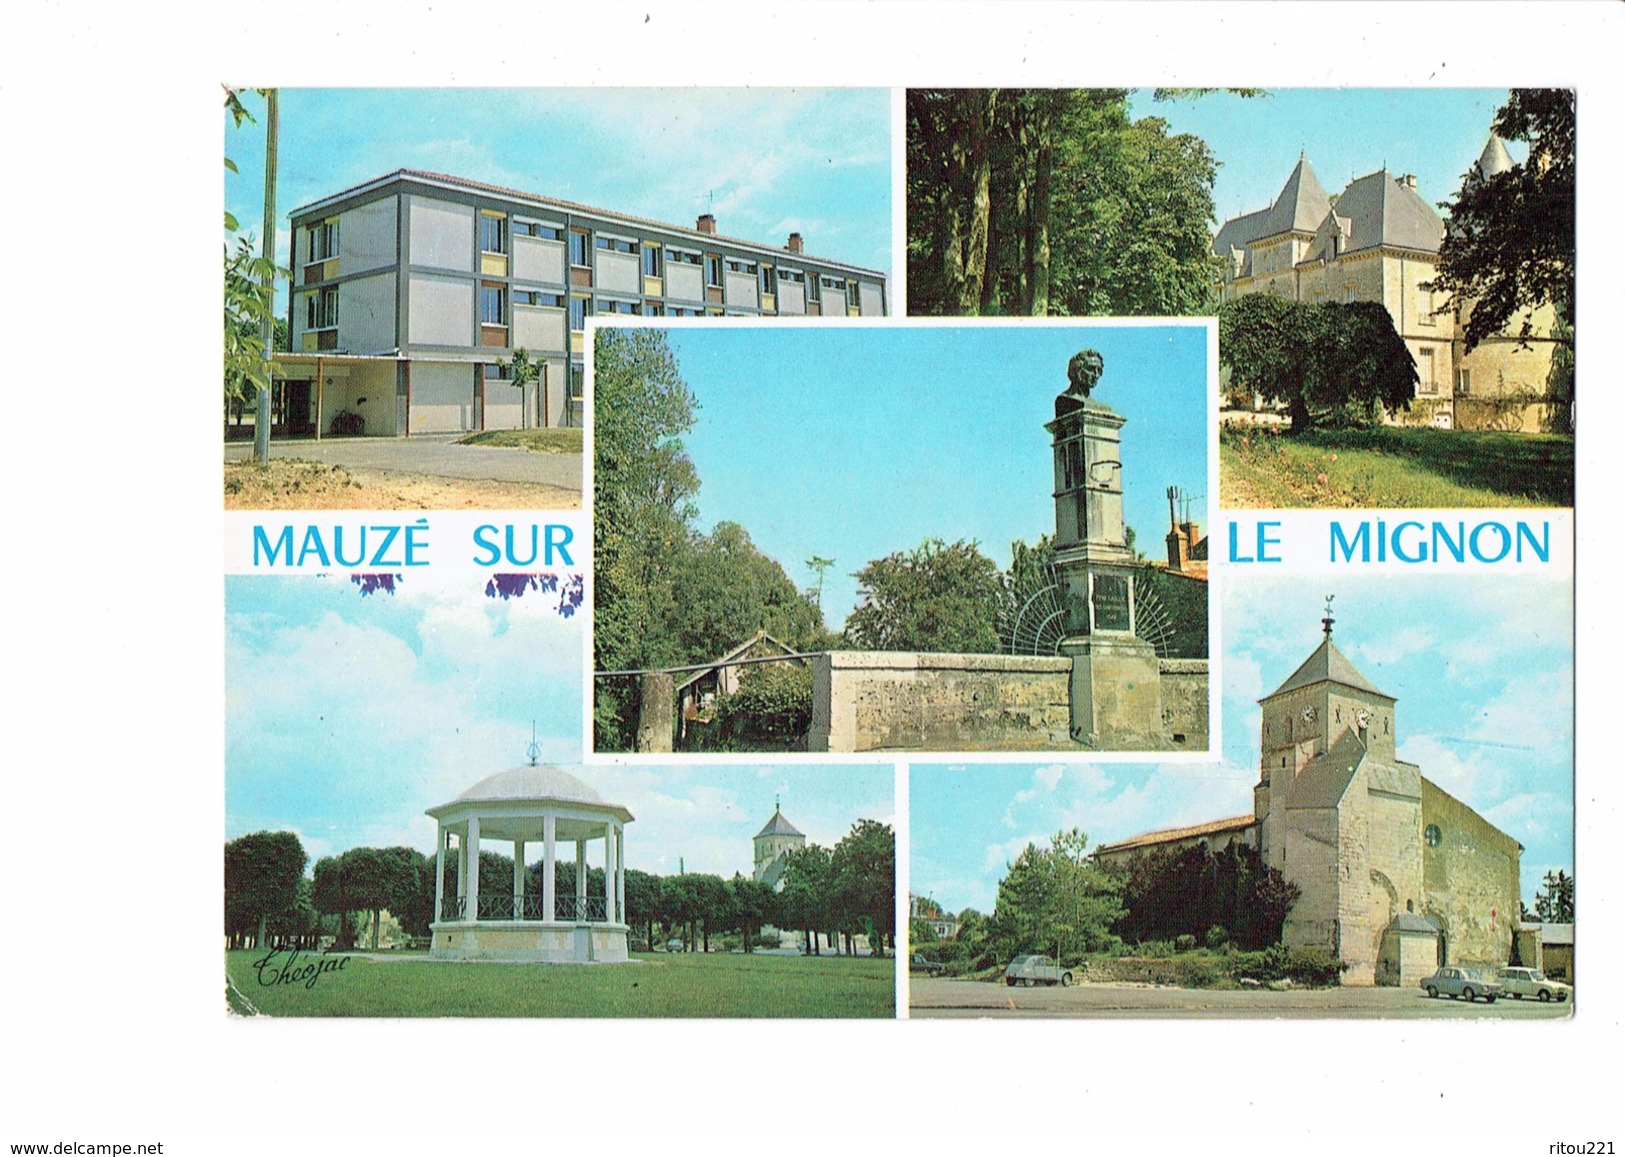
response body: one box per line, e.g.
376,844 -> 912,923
844,538 -> 1003,653
1431,89 -> 1575,351
988,828 -> 1123,966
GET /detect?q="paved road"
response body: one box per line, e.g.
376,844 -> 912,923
225,435 -> 582,492
909,977 -> 1575,1019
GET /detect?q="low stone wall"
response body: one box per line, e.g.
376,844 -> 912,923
807,651 -> 1208,753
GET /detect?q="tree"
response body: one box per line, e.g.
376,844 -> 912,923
1534,869 -> 1575,924
1220,296 -> 1417,432
908,89 -> 1224,317
988,829 -> 1123,966
224,831 -> 307,949
224,86 -> 283,463
1431,89 -> 1575,354
726,875 -> 777,951
623,868 -> 663,951
845,538 -> 1003,653
670,521 -> 825,663
503,348 -> 544,429
832,820 -> 896,958
1109,842 -> 1297,951
778,844 -> 836,955
592,329 -> 700,747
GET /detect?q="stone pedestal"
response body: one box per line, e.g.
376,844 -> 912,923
1061,634 -> 1163,749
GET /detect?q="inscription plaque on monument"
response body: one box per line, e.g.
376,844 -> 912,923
1091,573 -> 1132,633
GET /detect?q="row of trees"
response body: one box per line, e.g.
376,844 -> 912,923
225,820 -> 896,957
915,830 -> 1298,973
907,89 -> 1231,317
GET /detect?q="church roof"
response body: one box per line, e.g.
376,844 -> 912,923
756,808 -> 804,839
1212,206 -> 1271,263
1474,135 -> 1515,181
1263,635 -> 1393,701
1259,154 -> 1333,240
1328,169 -> 1444,255
1094,814 -> 1257,857
1286,731 -> 1368,810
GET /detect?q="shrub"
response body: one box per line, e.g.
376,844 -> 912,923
712,665 -> 812,748
1175,933 -> 1197,953
329,409 -> 364,436
1285,946 -> 1345,987
1205,925 -> 1229,951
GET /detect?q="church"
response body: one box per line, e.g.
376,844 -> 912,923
1214,136 -> 1562,432
1096,609 -> 1524,986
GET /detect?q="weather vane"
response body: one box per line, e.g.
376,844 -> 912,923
1322,594 -> 1336,639
526,720 -> 540,767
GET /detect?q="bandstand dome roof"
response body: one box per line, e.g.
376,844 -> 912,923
427,764 -> 633,823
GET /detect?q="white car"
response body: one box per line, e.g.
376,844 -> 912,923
1495,967 -> 1570,1002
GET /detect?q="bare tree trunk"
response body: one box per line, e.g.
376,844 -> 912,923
958,89 -> 998,315
1028,98 -> 1055,316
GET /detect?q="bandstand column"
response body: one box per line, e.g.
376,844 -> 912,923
616,827 -> 626,923
466,815 -> 481,921
543,814 -> 557,921
575,839 -> 587,916
513,840 -> 525,920
454,827 -> 466,911
434,825 -> 446,922
604,821 -> 618,924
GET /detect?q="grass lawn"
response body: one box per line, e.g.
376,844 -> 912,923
1219,425 -> 1574,509
457,428 -> 582,454
226,949 -> 894,1018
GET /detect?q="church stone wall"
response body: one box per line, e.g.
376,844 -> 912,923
1422,779 -> 1521,969
1282,807 -> 1341,958
807,652 -> 1207,753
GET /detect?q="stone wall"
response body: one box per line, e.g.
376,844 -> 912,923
1422,778 -> 1521,970
807,651 -> 1208,753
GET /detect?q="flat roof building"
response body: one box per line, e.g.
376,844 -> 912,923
273,169 -> 889,438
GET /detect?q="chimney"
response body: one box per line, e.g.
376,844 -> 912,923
1401,173 -> 1417,190
786,232 -> 804,254
1165,527 -> 1188,572
696,213 -> 716,235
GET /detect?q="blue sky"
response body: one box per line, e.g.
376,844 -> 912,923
666,322 -> 1210,629
225,575 -> 889,876
911,572 -> 1573,914
1127,88 -> 1522,230
223,87 -> 892,311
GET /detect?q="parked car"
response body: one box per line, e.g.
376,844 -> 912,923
909,953 -> 946,975
1495,967 -> 1571,1002
665,939 -> 684,953
1004,954 -> 1074,987
1419,966 -> 1502,1002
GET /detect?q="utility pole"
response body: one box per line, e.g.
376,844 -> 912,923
254,89 -> 279,465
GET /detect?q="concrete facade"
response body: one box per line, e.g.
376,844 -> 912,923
276,169 -> 888,438
1216,139 -> 1562,431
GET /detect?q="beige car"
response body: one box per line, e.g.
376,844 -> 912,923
1496,967 -> 1570,1002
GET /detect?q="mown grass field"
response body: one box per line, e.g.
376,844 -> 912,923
457,428 -> 583,454
226,949 -> 894,1018
1219,425 -> 1574,509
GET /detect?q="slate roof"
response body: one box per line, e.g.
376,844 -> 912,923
1212,206 -> 1272,263
1094,814 -> 1257,856
1259,154 -> 1333,240
1327,169 -> 1445,256
756,808 -> 805,839
1286,731 -> 1368,810
1264,636 -> 1392,701
1390,912 -> 1440,934
1474,136 -> 1515,181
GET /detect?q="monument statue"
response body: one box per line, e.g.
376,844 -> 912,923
1066,349 -> 1105,398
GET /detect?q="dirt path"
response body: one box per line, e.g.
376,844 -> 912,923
225,460 -> 580,510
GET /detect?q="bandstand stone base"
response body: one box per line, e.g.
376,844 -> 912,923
430,922 -> 630,963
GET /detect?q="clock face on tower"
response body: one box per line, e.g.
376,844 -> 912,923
1301,706 -> 1317,725
1356,708 -> 1372,729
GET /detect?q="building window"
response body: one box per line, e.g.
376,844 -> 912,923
644,247 -> 663,277
778,268 -> 805,284
595,236 -> 637,255
569,297 -> 591,331
1424,824 -> 1442,848
647,303 -> 665,316
1456,369 -> 1472,395
596,298 -> 641,315
704,255 -> 722,287
725,258 -> 757,275
307,287 -> 339,329
666,247 -> 700,266
514,220 -> 562,241
481,285 -> 506,326
480,214 -> 507,255
1417,348 -> 1438,395
568,363 -> 585,401
483,363 -> 511,381
514,290 -> 564,308
569,232 -> 590,267
759,265 -> 775,294
1419,286 -> 1436,324
308,220 -> 339,263
1343,285 -> 1357,304
847,281 -> 862,308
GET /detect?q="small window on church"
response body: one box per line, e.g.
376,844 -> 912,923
1425,824 -> 1442,848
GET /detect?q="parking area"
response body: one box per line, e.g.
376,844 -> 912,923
909,977 -> 1575,1019
224,434 -> 582,493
